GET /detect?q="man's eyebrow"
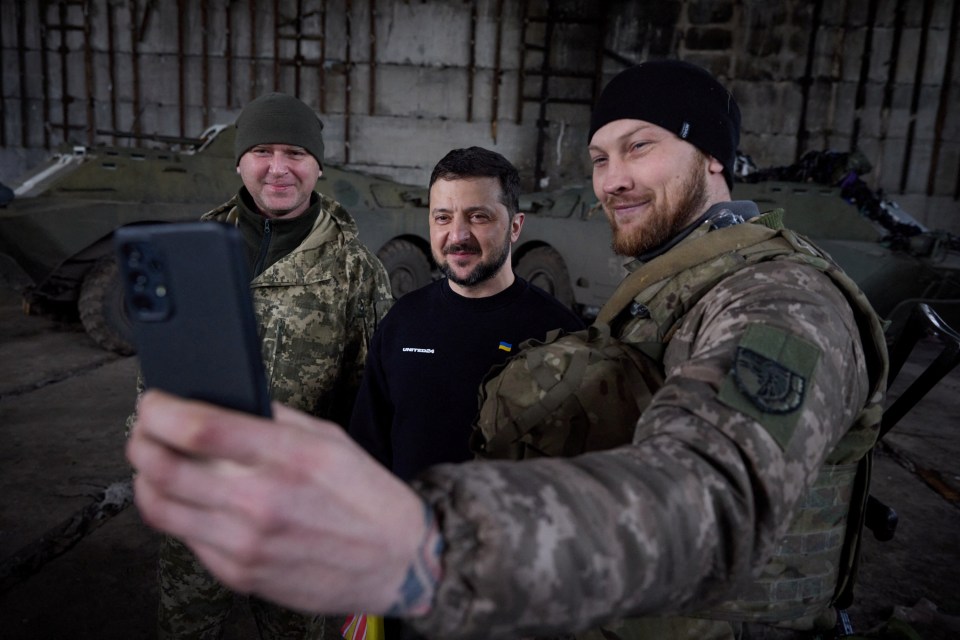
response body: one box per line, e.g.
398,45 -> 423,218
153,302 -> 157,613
464,204 -> 495,214
252,144 -> 306,151
430,204 -> 494,215
588,124 -> 653,153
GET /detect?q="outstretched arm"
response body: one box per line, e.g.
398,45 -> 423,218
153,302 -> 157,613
128,263 -> 871,639
127,390 -> 440,616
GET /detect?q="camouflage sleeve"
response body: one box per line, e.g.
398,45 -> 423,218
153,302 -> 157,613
123,370 -> 146,440
328,240 -> 394,425
409,261 -> 871,639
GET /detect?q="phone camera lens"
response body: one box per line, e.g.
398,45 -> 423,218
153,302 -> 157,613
124,246 -> 143,268
130,270 -> 149,293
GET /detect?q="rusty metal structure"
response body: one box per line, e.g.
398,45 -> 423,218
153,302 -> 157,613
1,0 -> 958,203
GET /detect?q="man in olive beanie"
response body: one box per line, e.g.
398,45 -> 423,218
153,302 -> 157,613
138,92 -> 394,640
234,91 -> 325,169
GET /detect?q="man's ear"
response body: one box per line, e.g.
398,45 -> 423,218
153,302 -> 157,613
707,156 -> 725,176
511,212 -> 525,242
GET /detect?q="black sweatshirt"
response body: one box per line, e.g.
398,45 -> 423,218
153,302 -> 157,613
348,277 -> 584,481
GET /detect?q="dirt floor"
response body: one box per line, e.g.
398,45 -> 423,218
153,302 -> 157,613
0,277 -> 958,640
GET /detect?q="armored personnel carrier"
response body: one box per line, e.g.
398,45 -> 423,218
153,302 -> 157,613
734,150 -> 960,334
504,172 -> 960,337
2,130 -> 957,354
507,148 -> 960,336
0,125 -> 433,354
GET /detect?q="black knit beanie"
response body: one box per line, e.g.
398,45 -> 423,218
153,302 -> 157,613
234,93 -> 325,168
589,60 -> 741,188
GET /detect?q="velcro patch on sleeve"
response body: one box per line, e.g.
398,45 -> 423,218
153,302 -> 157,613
718,324 -> 821,449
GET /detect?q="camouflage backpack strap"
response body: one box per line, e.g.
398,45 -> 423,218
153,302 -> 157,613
596,214 -> 783,326
470,323 -> 664,461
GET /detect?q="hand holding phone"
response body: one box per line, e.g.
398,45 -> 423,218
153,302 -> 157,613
114,222 -> 272,417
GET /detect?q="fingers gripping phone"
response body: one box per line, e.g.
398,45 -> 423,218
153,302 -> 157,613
114,222 -> 272,418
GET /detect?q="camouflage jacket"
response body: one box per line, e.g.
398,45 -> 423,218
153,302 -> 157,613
410,212 -> 885,639
200,192 -> 394,424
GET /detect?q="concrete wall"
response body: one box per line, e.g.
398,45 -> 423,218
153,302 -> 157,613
1,0 -> 958,231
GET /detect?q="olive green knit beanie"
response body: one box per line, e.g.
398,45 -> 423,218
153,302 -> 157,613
234,93 -> 325,167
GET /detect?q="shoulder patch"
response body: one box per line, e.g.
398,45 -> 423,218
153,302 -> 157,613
718,324 -> 821,449
732,347 -> 806,414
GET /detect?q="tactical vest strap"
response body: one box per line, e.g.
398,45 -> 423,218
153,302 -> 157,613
697,462 -> 860,625
596,222 -> 779,326
832,452 -> 873,610
618,220 -> 887,628
617,220 -> 887,627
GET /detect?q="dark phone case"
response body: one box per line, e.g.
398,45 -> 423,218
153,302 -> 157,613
114,222 -> 272,417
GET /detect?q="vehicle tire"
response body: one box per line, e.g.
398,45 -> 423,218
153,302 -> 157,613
515,246 -> 575,308
78,257 -> 136,355
377,239 -> 432,298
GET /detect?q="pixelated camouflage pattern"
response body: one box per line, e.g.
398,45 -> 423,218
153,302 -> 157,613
471,324 -> 664,460
157,535 -> 344,639
410,217 -> 887,640
136,192 -> 393,639
202,193 -> 394,426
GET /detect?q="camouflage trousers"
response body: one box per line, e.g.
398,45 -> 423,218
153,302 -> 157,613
158,535 -> 342,640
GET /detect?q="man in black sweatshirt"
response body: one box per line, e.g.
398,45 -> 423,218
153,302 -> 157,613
348,147 -> 584,482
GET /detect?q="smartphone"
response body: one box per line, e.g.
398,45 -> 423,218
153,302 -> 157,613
114,222 -> 272,417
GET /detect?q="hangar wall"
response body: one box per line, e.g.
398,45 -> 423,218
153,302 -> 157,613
0,0 -> 958,230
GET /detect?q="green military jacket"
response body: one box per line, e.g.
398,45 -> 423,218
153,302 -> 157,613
201,191 -> 394,425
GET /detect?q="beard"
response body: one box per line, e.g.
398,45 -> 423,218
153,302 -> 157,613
436,227 -> 512,288
606,159 -> 709,257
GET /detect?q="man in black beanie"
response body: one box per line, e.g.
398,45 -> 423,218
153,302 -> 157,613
587,59 -> 744,258
127,62 -> 887,640
139,92 -> 394,640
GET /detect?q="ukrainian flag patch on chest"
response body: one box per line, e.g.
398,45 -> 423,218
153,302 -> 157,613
498,341 -> 512,352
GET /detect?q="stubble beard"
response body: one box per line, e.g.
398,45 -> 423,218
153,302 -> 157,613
436,227 -> 512,288
607,163 -> 709,257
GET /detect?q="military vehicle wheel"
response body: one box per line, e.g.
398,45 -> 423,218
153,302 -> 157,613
378,239 -> 432,298
78,257 -> 136,355
516,246 -> 575,308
